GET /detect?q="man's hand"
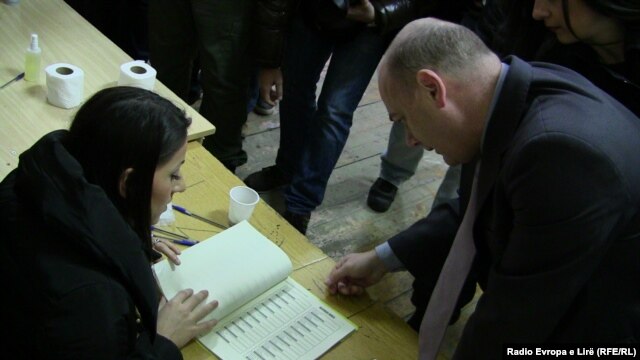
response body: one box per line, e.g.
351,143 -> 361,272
258,67 -> 283,106
346,0 -> 375,24
325,249 -> 389,296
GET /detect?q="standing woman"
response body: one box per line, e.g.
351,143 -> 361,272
492,0 -> 640,115
0,87 -> 218,359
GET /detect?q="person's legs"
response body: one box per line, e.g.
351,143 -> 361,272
432,165 -> 461,209
278,17 -> 334,178
246,68 -> 260,114
148,0 -> 197,102
380,122 -> 424,185
368,122 -> 425,212
284,28 -> 390,229
194,0 -> 253,171
65,0 -> 147,59
188,56 -> 202,105
246,67 -> 274,116
244,15 -> 333,191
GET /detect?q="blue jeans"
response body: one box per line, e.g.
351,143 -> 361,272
278,16 -> 391,214
247,68 -> 259,114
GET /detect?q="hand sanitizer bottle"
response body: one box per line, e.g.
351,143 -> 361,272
25,33 -> 41,82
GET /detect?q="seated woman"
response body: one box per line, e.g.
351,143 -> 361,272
0,87 -> 218,359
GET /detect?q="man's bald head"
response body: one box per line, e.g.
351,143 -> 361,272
382,18 -> 498,89
378,18 -> 502,165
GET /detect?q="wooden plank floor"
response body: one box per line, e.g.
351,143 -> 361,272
198,68 -> 480,359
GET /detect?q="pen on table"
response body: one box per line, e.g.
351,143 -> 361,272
150,226 -> 190,240
0,72 -> 25,90
153,234 -> 198,247
172,204 -> 228,229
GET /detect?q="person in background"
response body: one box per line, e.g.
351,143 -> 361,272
148,0 -> 253,173
495,0 -> 639,115
247,69 -> 277,116
65,0 -> 150,60
0,87 -> 219,359
245,0 -> 470,234
326,18 -> 640,358
366,0 -> 640,212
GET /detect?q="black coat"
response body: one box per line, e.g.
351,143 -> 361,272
389,57 -> 640,358
0,131 -> 181,359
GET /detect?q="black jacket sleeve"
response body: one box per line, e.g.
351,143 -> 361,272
388,162 -> 474,279
370,0 -> 418,34
254,0 -> 297,68
41,283 -> 182,360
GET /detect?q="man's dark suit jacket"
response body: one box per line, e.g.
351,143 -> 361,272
388,56 -> 640,359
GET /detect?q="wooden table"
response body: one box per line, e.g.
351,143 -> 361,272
165,142 -> 419,359
0,0 -> 215,180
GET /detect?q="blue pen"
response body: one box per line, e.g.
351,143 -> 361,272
170,239 -> 198,246
152,234 -> 198,247
172,204 -> 228,229
0,72 -> 24,90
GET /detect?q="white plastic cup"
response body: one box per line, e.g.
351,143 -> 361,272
228,186 -> 260,225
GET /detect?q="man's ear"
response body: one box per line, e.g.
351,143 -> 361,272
118,168 -> 134,198
416,69 -> 446,109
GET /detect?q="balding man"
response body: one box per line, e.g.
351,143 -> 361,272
326,18 -> 640,359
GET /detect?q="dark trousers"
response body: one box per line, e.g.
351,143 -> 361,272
149,0 -> 253,169
65,0 -> 149,60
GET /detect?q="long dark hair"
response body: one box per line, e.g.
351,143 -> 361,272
488,0 -> 639,82
65,87 -> 191,252
571,0 -> 640,81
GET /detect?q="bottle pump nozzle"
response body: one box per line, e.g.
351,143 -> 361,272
30,34 -> 40,52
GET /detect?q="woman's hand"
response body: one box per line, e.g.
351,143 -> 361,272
153,237 -> 182,265
157,289 -> 219,348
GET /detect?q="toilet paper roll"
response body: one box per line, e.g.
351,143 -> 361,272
118,61 -> 156,90
45,63 -> 85,109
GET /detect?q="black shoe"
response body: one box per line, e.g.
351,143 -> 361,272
284,210 -> 310,235
367,178 -> 398,213
244,165 -> 290,192
187,87 -> 202,105
221,162 -> 236,174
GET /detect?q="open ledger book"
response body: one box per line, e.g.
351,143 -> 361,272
152,221 -> 356,359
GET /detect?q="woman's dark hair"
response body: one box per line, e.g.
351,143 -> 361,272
65,87 -> 191,254
572,0 -> 640,81
582,0 -> 640,23
487,0 -> 640,82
